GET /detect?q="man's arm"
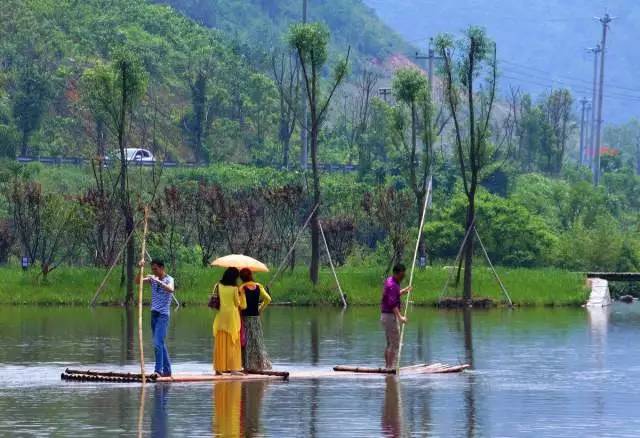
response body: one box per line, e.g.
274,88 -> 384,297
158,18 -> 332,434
393,307 -> 407,324
400,286 -> 413,296
135,260 -> 151,285
156,277 -> 174,293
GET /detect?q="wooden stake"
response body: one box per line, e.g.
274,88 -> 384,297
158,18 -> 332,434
90,221 -> 141,307
474,227 -> 513,307
438,217 -> 476,302
138,207 -> 149,384
319,220 -> 347,308
267,203 -> 319,289
396,177 -> 432,375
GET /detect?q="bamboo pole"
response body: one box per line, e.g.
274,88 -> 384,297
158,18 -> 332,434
474,227 -> 513,307
319,220 -> 347,308
90,221 -> 141,306
267,203 -> 319,289
396,177 -> 432,375
138,207 -> 149,384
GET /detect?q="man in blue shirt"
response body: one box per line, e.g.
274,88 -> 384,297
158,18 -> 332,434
137,259 -> 175,377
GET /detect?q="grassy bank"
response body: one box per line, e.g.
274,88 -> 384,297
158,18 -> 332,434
0,264 -> 588,307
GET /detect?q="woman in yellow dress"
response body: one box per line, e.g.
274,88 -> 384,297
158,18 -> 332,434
213,267 -> 246,374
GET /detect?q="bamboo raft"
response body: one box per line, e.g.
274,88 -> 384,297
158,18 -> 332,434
61,368 -> 289,383
62,363 -> 467,384
333,363 -> 470,375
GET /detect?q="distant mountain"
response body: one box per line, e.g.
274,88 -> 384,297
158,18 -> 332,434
363,0 -> 640,123
153,0 -> 412,67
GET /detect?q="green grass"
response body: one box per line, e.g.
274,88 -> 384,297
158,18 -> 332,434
0,264 -> 588,307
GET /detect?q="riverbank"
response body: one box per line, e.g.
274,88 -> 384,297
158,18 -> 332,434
0,265 -> 588,306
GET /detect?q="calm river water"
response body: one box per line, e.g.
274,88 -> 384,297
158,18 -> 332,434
0,304 -> 639,437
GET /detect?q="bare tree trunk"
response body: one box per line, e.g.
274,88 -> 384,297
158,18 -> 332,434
118,66 -> 135,306
462,192 -> 475,303
309,120 -> 320,284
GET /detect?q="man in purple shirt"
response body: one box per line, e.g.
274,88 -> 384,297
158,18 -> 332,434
381,264 -> 412,369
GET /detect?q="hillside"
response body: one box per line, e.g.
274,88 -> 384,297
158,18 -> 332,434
0,0 -> 270,160
153,0 -> 412,67
364,0 -> 640,123
0,0 -> 415,162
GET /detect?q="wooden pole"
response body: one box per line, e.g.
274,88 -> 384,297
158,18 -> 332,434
439,217 -> 476,301
474,227 -> 513,307
90,221 -> 140,306
319,220 -> 347,308
138,207 -> 149,384
396,177 -> 432,375
267,203 -> 319,289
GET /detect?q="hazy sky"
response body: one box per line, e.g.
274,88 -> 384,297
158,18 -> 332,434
364,0 -> 639,123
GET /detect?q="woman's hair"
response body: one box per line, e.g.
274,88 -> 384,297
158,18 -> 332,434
220,267 -> 240,286
239,268 -> 253,282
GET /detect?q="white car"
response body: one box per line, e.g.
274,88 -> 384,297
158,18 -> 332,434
124,148 -> 155,163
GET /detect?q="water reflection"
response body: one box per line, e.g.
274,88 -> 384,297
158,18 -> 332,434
310,317 -> 319,366
5,306 -> 640,436
212,381 -> 269,437
242,381 -> 269,437
213,381 -> 242,436
381,376 -> 404,437
121,306 -> 135,363
587,306 -> 611,426
462,308 -> 476,438
151,385 -> 169,438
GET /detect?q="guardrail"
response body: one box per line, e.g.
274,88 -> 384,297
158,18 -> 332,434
15,156 -> 358,172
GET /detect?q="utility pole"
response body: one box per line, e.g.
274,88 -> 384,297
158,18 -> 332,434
579,97 -> 588,166
299,0 -> 309,170
585,101 -> 592,166
378,87 -> 392,103
593,12 -> 613,186
587,44 -> 601,171
415,37 -> 442,96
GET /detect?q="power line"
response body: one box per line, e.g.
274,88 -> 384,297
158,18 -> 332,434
498,58 -> 640,96
500,72 -> 640,103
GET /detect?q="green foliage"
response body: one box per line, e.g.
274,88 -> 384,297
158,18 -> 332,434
425,189 -> 557,267
288,23 -> 330,70
515,90 -> 574,174
392,67 -> 427,105
11,62 -> 54,153
82,49 -> 149,139
155,0 -> 410,66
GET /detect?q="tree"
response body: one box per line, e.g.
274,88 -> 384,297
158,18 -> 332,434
347,67 -> 379,176
7,176 -> 86,278
186,182 -> 224,267
604,119 -> 640,174
264,184 -> 306,270
288,22 -> 350,284
11,62 -> 53,156
363,186 -> 414,274
436,27 -> 499,303
392,67 -> 447,263
541,89 -> 573,175
182,40 -> 225,163
82,48 -> 148,304
271,49 -> 299,168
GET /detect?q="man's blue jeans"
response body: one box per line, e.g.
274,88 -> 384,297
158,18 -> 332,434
151,311 -> 172,376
